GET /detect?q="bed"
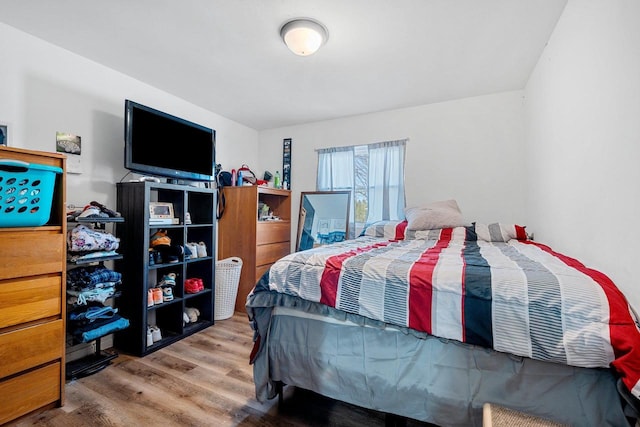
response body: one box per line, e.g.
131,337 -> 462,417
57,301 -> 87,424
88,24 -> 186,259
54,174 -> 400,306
246,217 -> 640,426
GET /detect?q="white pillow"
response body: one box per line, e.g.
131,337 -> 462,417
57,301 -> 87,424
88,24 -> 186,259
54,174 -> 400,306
404,199 -> 466,231
475,223 -> 529,242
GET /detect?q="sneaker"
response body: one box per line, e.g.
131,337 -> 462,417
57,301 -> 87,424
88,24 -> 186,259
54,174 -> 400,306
150,229 -> 171,248
185,277 -> 204,294
186,243 -> 199,259
147,327 -> 154,346
150,326 -> 162,342
152,287 -> 163,305
183,244 -> 193,260
147,289 -> 154,307
162,286 -> 174,302
159,273 -> 176,287
197,242 -> 207,258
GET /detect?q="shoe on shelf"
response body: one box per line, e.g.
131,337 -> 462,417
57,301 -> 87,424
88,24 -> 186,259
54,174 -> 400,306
150,325 -> 162,342
147,289 -> 154,307
152,287 -> 163,305
186,243 -> 199,259
159,273 -> 176,287
183,244 -> 193,260
162,286 -> 174,302
185,277 -> 204,294
150,229 -> 171,249
197,242 -> 207,258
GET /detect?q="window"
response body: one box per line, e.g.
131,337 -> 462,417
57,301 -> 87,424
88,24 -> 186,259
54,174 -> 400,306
317,139 -> 407,237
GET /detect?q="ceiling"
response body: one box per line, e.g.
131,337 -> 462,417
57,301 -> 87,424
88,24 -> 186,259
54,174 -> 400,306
0,0 -> 567,131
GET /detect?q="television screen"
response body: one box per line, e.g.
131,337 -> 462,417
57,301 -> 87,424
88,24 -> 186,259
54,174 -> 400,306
124,100 -> 215,182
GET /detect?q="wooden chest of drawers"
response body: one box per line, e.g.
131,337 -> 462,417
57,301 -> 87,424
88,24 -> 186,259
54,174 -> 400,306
218,186 -> 291,312
0,147 -> 66,424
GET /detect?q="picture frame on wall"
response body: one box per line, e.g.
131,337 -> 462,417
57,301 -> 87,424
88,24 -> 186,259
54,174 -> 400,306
283,138 -> 291,189
0,124 -> 8,146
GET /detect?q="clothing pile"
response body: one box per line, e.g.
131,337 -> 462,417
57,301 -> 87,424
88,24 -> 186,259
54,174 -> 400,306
67,223 -> 120,263
67,265 -> 129,343
67,265 -> 121,305
68,302 -> 129,344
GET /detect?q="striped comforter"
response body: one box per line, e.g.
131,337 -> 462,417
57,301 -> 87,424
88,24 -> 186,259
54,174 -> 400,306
260,224 -> 640,399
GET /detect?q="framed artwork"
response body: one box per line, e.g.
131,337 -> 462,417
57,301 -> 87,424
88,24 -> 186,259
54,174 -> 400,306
56,131 -> 82,173
0,124 -> 8,146
282,138 -> 291,189
149,202 -> 175,219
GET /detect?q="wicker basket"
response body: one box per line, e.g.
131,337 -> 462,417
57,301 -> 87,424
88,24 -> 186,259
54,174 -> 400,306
215,257 -> 243,320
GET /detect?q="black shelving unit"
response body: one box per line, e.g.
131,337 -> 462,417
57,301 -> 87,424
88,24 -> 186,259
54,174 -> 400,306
114,182 -> 216,356
66,216 -> 127,379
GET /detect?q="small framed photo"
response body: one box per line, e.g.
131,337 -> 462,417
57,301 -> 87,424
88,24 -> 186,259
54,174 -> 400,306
149,202 -> 174,219
0,124 -> 8,146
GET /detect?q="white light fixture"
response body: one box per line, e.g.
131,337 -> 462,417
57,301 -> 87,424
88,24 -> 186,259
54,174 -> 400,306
280,18 -> 328,56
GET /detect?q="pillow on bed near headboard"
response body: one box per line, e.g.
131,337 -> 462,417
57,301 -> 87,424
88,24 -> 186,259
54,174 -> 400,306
474,222 -> 528,242
360,220 -> 407,240
404,199 -> 467,231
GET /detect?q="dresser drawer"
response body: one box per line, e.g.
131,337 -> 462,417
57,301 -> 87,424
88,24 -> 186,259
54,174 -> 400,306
256,241 -> 291,267
256,221 -> 290,245
0,320 -> 64,378
0,361 -> 61,425
0,230 -> 64,280
0,275 -> 62,329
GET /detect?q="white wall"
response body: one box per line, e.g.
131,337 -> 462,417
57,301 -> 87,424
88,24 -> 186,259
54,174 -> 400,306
524,0 -> 640,310
259,90 -> 527,243
0,23 -> 258,209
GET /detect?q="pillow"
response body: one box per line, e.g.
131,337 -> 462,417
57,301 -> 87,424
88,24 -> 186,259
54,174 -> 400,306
404,199 -> 467,231
360,220 -> 407,240
474,222 -> 528,242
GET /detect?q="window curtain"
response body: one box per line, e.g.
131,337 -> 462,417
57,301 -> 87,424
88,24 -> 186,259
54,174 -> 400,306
316,146 -> 355,233
366,140 -> 406,223
317,139 -> 406,236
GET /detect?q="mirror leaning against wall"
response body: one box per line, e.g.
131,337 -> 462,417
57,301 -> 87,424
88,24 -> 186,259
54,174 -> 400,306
296,191 -> 351,251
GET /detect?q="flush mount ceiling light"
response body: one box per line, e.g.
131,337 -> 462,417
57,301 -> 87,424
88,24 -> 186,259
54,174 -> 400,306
280,18 -> 328,56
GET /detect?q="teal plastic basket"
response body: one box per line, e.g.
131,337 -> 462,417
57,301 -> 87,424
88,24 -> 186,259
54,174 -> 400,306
0,159 -> 63,227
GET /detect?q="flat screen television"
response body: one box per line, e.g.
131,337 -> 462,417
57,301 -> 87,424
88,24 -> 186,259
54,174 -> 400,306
124,99 -> 216,182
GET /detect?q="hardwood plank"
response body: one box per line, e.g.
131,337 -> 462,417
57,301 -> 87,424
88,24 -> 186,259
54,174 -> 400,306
6,312 -> 434,427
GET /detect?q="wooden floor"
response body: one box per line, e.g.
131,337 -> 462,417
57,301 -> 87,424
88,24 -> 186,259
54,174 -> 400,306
8,312 -> 433,427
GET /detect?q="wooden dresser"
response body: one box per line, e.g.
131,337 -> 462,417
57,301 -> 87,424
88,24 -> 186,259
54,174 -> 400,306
0,146 -> 66,424
218,186 -> 291,312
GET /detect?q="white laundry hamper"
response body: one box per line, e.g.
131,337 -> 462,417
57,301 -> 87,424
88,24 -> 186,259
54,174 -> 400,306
214,257 -> 243,320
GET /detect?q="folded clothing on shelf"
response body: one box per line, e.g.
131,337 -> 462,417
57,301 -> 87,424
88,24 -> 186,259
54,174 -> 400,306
67,265 -> 122,288
67,224 -> 120,253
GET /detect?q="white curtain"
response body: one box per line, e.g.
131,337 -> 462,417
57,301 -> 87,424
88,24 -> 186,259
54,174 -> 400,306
317,139 -> 406,236
316,147 -> 355,234
316,146 -> 354,191
366,140 -> 406,223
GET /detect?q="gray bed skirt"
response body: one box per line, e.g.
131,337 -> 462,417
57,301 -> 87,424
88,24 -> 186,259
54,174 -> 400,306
248,294 -> 630,426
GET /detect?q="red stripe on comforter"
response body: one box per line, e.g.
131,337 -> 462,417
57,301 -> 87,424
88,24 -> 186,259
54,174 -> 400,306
408,228 -> 454,334
525,240 -> 640,396
319,241 -> 394,307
